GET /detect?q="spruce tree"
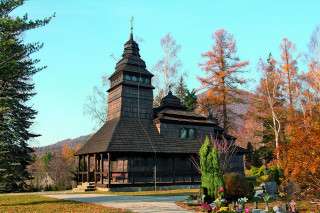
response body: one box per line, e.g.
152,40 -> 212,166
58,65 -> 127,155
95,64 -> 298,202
175,75 -> 188,102
0,0 -> 53,192
200,136 -> 214,200
212,145 -> 225,198
183,89 -> 197,111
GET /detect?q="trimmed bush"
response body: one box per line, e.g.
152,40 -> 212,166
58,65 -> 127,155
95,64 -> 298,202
223,173 -> 254,201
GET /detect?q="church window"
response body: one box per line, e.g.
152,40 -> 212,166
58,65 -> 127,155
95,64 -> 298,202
180,128 -> 187,139
139,77 -> 144,83
145,78 -> 150,84
189,128 -> 195,139
125,75 -> 131,80
132,76 -> 137,81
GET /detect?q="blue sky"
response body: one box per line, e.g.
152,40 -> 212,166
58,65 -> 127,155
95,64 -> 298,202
12,0 -> 320,147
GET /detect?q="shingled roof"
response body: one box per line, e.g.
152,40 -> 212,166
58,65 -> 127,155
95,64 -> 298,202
75,116 -> 248,155
75,117 -> 203,155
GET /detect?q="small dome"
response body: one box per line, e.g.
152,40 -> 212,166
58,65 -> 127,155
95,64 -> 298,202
161,91 -> 181,106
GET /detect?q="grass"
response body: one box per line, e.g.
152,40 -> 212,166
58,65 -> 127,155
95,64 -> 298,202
0,195 -> 132,213
76,188 -> 199,196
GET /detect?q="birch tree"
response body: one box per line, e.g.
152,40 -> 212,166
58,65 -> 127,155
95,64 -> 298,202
152,33 -> 182,107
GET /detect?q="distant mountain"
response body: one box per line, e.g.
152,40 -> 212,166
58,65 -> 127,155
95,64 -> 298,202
33,134 -> 93,157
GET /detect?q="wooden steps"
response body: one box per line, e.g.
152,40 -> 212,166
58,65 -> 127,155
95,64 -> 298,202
73,182 -> 96,192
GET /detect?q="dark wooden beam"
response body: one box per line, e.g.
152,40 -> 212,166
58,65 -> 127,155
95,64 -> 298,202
78,155 -> 81,183
107,153 -> 111,187
87,155 -> 90,182
132,156 -> 135,184
172,156 -> 175,184
191,155 -> 194,182
100,153 -> 103,184
82,155 -> 85,183
94,154 -> 97,183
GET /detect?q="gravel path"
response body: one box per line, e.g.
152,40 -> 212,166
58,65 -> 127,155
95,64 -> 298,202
43,194 -> 192,213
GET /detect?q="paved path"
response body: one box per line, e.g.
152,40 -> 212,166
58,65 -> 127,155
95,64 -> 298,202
43,194 -> 192,213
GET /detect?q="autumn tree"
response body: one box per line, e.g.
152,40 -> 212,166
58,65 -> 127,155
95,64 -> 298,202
275,26 -> 320,198
198,29 -> 249,131
252,54 -> 286,166
0,0 -> 53,192
153,33 -> 182,107
279,38 -> 300,131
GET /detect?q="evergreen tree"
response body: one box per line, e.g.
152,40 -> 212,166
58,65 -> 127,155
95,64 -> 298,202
212,145 -> 225,198
0,0 -> 53,192
200,136 -> 214,201
174,75 -> 187,102
183,89 -> 197,111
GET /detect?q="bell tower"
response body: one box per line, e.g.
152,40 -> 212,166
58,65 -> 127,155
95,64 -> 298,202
106,29 -> 154,121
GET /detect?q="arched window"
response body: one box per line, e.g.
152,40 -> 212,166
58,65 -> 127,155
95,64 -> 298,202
139,77 -> 144,83
145,78 -> 150,84
180,128 -> 187,139
132,76 -> 137,81
125,75 -> 131,80
189,128 -> 195,139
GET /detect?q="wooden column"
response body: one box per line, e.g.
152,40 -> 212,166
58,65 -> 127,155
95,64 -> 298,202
132,156 -> 135,184
82,154 -> 85,183
153,154 -> 157,191
87,155 -> 90,182
172,156 -> 175,183
78,155 -> 81,183
100,153 -> 103,184
94,154 -> 97,183
107,153 -> 111,187
191,155 -> 194,182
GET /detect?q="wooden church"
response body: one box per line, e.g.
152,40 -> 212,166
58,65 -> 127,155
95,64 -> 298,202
74,31 -> 249,191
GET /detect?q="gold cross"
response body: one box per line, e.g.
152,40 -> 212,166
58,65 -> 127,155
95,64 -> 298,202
130,16 -> 134,34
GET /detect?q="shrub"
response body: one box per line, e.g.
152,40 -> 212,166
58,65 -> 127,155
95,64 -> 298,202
257,175 -> 271,184
250,165 -> 271,184
269,166 -> 284,186
52,185 -> 58,191
223,173 -> 254,201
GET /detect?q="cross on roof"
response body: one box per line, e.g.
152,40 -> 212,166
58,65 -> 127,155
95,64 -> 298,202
130,16 -> 134,34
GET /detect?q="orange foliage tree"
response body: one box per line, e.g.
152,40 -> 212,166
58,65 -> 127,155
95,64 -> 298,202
279,38 -> 300,133
276,27 -> 320,198
198,29 -> 249,131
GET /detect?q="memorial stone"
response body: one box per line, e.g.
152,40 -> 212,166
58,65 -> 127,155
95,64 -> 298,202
265,182 -> 277,194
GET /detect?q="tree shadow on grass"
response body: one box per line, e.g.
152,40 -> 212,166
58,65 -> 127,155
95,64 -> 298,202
1,199 -> 76,207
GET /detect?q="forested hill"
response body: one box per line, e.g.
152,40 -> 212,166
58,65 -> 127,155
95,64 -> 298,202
33,134 -> 92,157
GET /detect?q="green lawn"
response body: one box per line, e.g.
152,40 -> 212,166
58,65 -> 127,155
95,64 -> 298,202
0,195 -> 132,213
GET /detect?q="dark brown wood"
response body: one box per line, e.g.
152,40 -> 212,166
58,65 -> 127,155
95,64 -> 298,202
82,155 -> 85,183
132,156 -> 135,184
100,153 -> 103,184
191,154 -> 194,182
172,156 -> 175,183
108,153 -> 111,187
153,154 -> 157,191
78,155 -> 81,183
94,154 -> 97,183
87,155 -> 90,182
